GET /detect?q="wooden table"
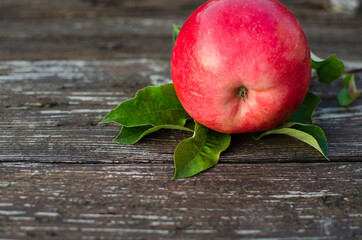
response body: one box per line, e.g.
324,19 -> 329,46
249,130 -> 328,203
1,0 -> 361,239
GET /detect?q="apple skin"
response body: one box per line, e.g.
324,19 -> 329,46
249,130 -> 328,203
171,0 -> 311,134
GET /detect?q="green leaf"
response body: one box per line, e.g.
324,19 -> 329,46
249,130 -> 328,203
100,84 -> 191,127
342,73 -> 353,87
252,122 -> 328,160
115,124 -> 194,145
173,122 -> 231,180
338,74 -> 360,106
173,24 -> 181,42
288,92 -> 321,124
311,52 -> 344,83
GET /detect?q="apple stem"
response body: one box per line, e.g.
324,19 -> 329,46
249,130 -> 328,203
237,86 -> 248,100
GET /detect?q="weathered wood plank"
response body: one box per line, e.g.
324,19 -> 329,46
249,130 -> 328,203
1,60 -> 361,164
0,0 -> 361,60
0,1 -> 360,239
0,0 -> 341,20
0,162 -> 361,239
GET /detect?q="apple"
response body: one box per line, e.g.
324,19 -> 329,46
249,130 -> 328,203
171,0 -> 311,134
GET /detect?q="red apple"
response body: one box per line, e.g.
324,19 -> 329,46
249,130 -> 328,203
171,0 -> 311,134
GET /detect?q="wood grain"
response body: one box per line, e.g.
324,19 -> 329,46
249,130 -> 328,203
0,0 -> 361,60
0,0 -> 361,239
1,162 -> 361,239
1,60 -> 361,164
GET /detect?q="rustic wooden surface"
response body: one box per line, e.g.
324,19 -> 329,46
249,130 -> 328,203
1,162 -> 361,239
0,0 -> 361,239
